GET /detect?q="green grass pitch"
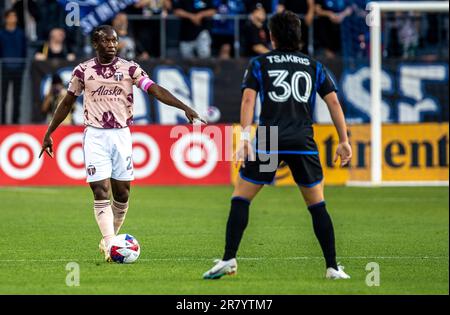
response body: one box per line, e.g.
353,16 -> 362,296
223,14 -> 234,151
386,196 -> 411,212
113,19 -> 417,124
0,186 -> 448,294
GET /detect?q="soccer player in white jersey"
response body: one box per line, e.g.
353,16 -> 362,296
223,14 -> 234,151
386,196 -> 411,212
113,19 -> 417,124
40,25 -> 205,262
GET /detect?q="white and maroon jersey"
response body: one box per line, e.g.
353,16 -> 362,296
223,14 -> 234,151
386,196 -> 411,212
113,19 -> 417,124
67,57 -> 154,129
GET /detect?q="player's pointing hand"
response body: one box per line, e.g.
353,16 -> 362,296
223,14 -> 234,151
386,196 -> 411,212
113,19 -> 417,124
39,134 -> 54,158
185,107 -> 207,125
334,142 -> 352,167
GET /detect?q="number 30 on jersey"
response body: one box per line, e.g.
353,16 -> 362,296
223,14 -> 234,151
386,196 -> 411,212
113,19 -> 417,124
268,70 -> 312,103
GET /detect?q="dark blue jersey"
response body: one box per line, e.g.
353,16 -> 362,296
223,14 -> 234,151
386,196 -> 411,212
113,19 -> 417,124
241,50 -> 337,151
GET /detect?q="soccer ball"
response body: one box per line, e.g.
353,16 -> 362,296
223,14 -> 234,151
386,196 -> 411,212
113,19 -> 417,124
109,234 -> 140,263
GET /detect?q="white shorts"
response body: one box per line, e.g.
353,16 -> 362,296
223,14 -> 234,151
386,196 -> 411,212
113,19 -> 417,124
83,126 -> 134,183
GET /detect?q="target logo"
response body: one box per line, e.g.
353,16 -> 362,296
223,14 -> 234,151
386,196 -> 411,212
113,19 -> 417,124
56,133 -> 85,179
0,133 -> 44,180
0,126 -> 229,185
131,132 -> 160,179
171,133 -> 218,179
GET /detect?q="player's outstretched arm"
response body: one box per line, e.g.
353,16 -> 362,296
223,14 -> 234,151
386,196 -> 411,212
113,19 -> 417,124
39,93 -> 77,158
234,88 -> 257,167
147,84 -> 206,124
323,92 -> 352,167
240,88 -> 257,135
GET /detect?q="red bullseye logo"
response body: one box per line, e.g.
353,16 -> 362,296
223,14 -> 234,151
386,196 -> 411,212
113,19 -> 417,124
183,143 -> 207,169
171,133 -> 218,179
56,133 -> 85,179
131,132 -> 160,179
132,143 -> 150,169
67,143 -> 85,169
8,144 -> 33,169
0,133 -> 43,180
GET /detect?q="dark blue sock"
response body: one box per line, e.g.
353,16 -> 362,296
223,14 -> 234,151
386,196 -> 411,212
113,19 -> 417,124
307,201 -> 338,270
223,197 -> 250,261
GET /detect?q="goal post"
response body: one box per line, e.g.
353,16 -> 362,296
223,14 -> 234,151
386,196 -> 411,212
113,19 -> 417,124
367,1 -> 449,186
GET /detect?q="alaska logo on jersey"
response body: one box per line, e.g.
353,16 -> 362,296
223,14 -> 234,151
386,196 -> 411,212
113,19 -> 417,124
67,57 -> 152,128
91,86 -> 123,97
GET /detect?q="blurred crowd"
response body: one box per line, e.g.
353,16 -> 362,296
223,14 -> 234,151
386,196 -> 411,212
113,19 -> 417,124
1,0 -> 447,62
0,0 -> 448,124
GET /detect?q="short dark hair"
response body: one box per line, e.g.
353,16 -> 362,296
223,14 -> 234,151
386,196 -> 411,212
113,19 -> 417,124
4,9 -> 16,19
91,25 -> 115,44
268,11 -> 302,52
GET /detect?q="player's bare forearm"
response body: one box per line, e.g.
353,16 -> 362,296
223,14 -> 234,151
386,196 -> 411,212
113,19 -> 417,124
234,88 -> 257,164
148,84 -> 206,123
323,92 -> 348,143
40,93 -> 76,158
45,93 -> 77,136
148,84 -> 189,112
324,92 -> 352,166
240,88 -> 257,132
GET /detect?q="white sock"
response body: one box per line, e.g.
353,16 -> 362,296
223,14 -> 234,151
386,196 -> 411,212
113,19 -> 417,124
111,199 -> 129,235
94,200 -> 115,247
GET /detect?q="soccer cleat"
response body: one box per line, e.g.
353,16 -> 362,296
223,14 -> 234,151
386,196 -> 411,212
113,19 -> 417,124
203,258 -> 238,279
99,238 -> 113,263
326,264 -> 351,279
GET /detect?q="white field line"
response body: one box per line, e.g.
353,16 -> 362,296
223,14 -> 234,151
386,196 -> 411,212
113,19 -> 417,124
0,256 -> 446,263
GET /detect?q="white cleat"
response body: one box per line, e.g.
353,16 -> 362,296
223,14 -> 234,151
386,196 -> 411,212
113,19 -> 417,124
99,238 -> 112,263
203,258 -> 238,279
326,265 -> 351,279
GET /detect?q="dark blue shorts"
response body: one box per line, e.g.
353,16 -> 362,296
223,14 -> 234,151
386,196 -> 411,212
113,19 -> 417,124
239,152 -> 323,187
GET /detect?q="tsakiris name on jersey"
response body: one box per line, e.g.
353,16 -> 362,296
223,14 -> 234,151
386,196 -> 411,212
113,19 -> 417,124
266,54 -> 310,65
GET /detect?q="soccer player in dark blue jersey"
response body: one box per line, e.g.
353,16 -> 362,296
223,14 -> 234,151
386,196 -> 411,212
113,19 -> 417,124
203,11 -> 352,280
